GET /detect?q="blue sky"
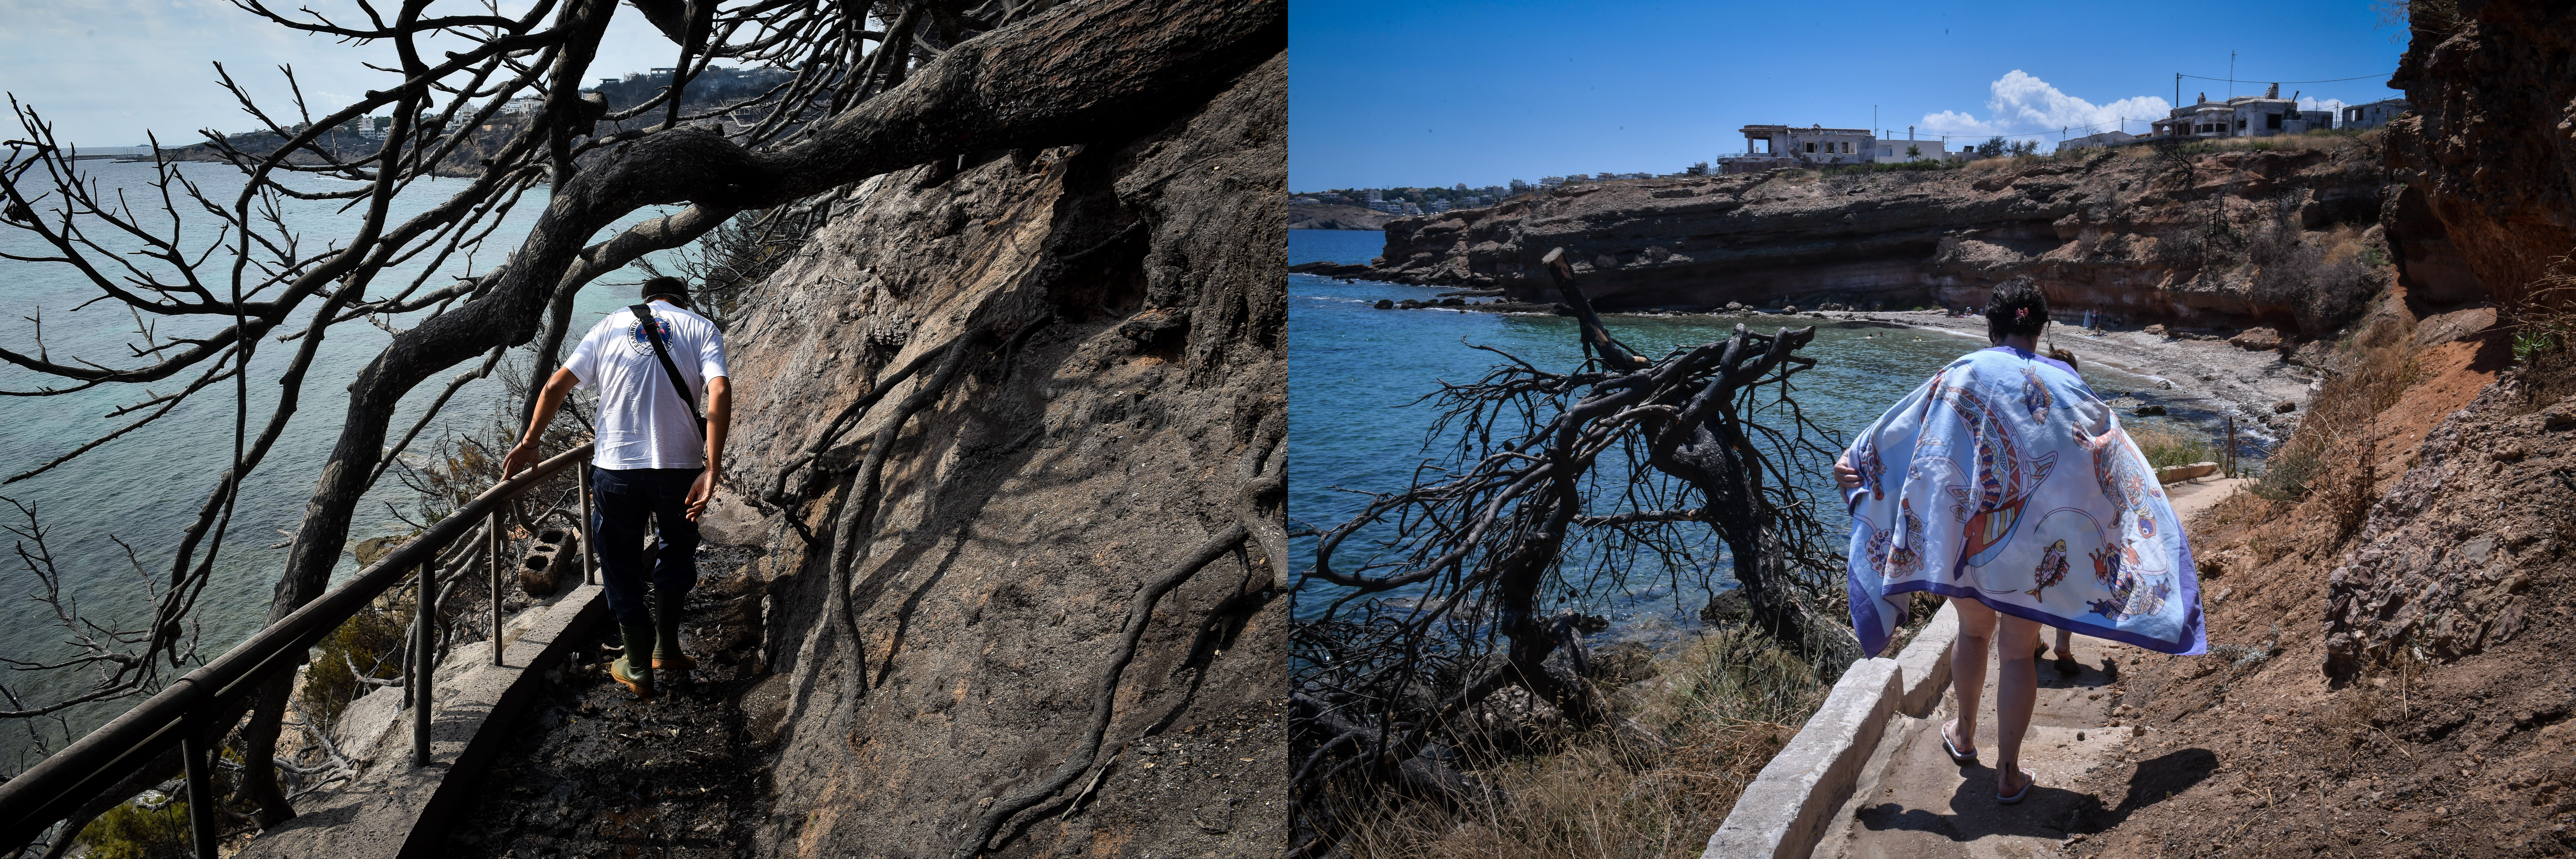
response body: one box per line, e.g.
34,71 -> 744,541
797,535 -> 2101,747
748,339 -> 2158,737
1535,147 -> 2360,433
1290,0 -> 2410,191
0,0 -> 683,148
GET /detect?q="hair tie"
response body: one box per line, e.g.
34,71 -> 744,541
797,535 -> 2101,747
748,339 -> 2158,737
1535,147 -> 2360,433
2016,308 -> 2030,320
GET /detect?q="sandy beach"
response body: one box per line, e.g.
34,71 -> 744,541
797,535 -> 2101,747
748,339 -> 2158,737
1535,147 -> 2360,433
1543,303 -> 2318,441
1849,309 -> 2316,436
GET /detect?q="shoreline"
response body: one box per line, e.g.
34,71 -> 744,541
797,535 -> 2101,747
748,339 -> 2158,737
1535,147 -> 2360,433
1851,309 -> 2313,439
1304,274 -> 2313,442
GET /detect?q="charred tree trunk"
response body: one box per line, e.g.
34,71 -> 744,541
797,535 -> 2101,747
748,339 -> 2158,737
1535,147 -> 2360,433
1294,246 -> 1852,852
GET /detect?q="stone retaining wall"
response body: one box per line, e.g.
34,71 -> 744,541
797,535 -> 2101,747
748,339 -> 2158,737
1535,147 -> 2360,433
1701,602 -> 1960,859
239,583 -> 606,859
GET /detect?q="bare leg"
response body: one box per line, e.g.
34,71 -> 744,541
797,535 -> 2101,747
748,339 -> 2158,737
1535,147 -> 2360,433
2052,626 -> 2074,659
1946,598 -> 1998,756
1995,612 -> 2044,795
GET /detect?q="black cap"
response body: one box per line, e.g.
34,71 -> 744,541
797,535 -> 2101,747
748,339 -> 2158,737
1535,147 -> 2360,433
640,276 -> 690,303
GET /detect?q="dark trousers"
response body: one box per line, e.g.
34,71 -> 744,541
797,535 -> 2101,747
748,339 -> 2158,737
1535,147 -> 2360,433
590,466 -> 701,629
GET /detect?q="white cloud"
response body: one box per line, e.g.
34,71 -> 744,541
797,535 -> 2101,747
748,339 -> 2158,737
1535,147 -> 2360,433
1915,109 -> 1996,138
1916,70 -> 2170,141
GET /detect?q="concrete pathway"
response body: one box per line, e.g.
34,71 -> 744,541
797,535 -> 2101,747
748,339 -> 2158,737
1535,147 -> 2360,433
2163,476 -> 2248,521
1809,478 -> 2241,858
1813,630 -> 2140,859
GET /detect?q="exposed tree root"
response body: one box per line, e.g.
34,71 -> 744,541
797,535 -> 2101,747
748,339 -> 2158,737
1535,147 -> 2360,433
948,523 -> 1248,859
820,327 -> 992,716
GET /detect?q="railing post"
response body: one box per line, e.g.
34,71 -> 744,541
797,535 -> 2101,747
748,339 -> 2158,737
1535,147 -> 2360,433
181,733 -> 218,859
412,558 -> 433,767
2224,414 -> 2238,478
488,509 -> 503,666
578,464 -> 596,586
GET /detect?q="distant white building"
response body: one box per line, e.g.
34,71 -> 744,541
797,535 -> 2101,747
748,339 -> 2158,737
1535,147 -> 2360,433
2341,98 -> 2410,129
2150,85 -> 2334,140
1872,127 -> 1950,163
2054,129 -> 2138,153
1721,124 -> 1874,173
1366,188 -> 1385,202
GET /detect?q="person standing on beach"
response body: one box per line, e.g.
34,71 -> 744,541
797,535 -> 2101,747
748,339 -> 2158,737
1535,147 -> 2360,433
504,276 -> 732,697
1833,280 -> 2205,804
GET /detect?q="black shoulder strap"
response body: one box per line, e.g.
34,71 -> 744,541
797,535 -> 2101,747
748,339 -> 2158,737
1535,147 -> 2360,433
631,303 -> 707,438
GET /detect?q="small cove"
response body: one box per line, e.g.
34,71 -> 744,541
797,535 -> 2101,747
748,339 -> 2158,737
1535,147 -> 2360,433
1285,228 -> 2246,644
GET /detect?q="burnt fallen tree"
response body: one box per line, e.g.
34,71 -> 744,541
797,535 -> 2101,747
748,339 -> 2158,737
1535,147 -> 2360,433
1288,248 -> 1855,854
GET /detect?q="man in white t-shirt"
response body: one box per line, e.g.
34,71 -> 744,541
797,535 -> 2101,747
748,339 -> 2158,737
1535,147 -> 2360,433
504,277 -> 732,697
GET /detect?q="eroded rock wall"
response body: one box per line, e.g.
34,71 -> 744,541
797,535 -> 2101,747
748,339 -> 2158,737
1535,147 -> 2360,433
2383,0 -> 2576,305
2321,0 -> 2576,677
707,54 -> 1284,857
1362,144 -> 2403,338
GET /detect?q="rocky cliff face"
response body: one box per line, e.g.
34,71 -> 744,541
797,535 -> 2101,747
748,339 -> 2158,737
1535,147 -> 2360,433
700,54 -> 1284,857
2381,0 -> 2576,306
1287,203 -> 1394,231
2321,0 -> 2576,678
1362,143 -> 2406,340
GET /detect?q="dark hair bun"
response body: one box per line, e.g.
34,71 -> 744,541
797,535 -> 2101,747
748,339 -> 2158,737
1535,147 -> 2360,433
1984,280 -> 2049,336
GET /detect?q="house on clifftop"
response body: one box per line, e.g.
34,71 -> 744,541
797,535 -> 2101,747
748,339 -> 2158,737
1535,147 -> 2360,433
1721,124 -> 1957,174
1721,124 -> 1872,173
2148,83 -> 2335,140
2339,98 -> 2411,129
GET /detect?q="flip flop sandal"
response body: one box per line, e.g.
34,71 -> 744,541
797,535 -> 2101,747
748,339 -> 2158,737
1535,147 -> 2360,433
2054,654 -> 2084,677
1997,769 -> 2036,805
1940,720 -> 1977,764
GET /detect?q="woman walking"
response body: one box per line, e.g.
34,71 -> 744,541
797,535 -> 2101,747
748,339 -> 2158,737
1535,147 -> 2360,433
1834,280 -> 2205,804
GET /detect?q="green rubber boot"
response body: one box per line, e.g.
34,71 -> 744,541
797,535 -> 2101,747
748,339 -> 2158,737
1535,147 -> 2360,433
611,623 -> 656,697
652,588 -> 694,672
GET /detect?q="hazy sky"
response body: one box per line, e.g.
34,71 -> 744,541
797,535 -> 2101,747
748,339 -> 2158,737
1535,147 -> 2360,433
1290,0 -> 2412,191
0,0 -> 684,148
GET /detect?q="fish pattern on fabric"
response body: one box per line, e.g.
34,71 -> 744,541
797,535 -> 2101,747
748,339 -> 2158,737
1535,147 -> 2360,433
1842,347 -> 2205,657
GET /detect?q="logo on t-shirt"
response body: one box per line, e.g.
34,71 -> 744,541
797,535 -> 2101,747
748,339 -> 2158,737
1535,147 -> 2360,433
624,316 -> 677,357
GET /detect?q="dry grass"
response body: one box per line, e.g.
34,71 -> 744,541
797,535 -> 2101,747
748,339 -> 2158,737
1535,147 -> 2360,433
2509,255 -> 2576,394
2249,305 -> 2421,537
1328,627 -> 1831,858
2125,423 -> 2218,470
1330,600 -> 1945,859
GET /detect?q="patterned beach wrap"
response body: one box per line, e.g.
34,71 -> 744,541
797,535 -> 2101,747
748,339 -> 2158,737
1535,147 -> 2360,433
1843,347 -> 2206,658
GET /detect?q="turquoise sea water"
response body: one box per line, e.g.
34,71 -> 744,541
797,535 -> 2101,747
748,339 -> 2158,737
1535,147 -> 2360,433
1284,228 -> 2192,637
0,159 -> 681,760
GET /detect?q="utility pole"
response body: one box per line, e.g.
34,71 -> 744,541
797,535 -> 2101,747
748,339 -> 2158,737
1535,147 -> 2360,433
2228,51 -> 2236,99
2175,72 -> 2182,109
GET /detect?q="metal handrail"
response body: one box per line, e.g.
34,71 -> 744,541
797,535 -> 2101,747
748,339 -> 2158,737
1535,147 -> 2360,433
0,443 -> 596,854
